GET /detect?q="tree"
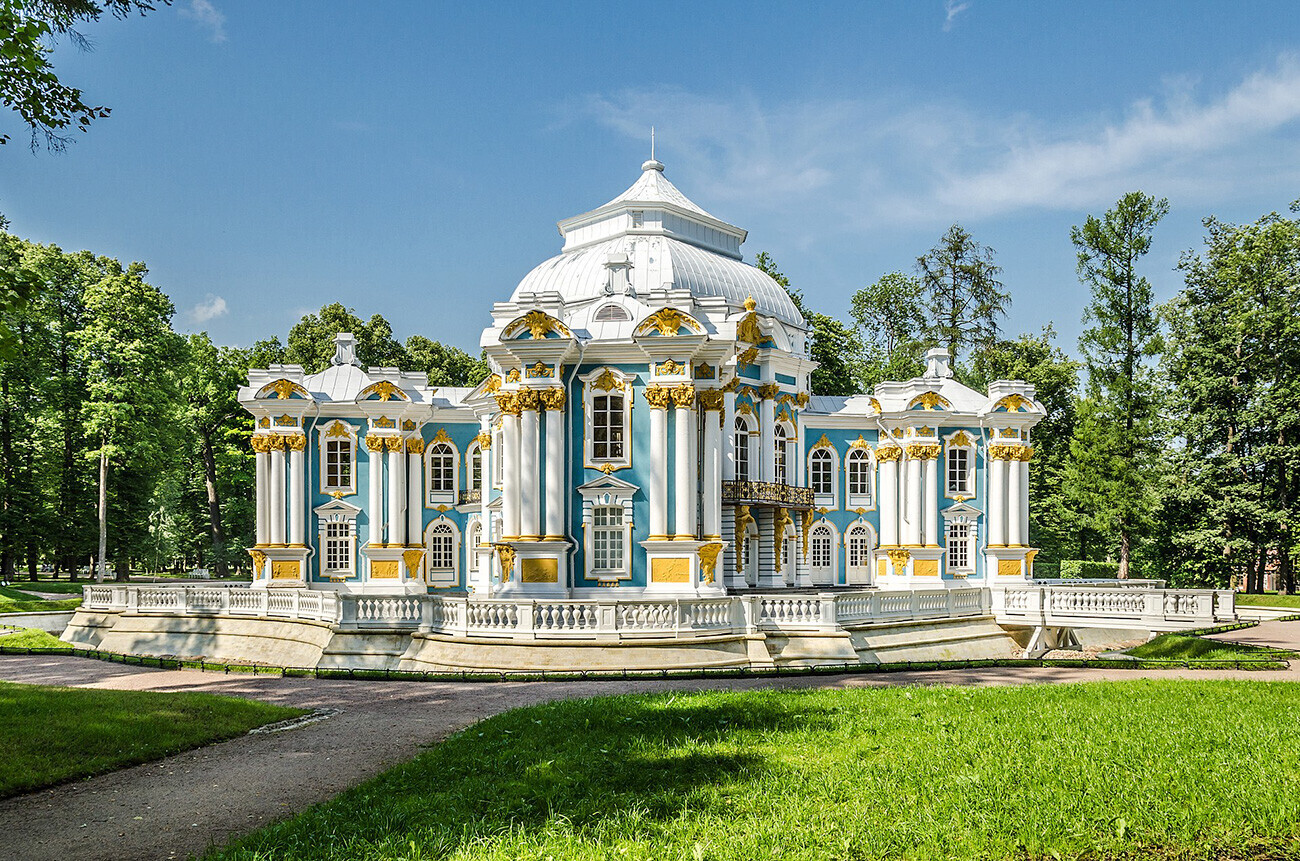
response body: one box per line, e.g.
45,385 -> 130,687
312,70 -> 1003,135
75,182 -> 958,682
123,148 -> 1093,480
284,303 -> 408,373
75,257 -> 183,579
850,271 -> 927,388
1066,191 -> 1169,578
755,251 -> 863,396
916,224 -> 1009,363
1163,207 -> 1300,591
403,335 -> 490,388
1,0 -> 166,151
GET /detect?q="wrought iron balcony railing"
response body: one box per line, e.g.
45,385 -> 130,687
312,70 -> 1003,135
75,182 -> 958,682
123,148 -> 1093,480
721,480 -> 815,509
457,489 -> 482,506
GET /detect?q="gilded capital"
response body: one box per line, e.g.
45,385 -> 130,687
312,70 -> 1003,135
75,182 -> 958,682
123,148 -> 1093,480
670,383 -> 696,408
250,435 -> 271,454
875,445 -> 903,462
406,437 -> 426,455
905,443 -> 942,460
495,392 -> 521,416
516,389 -> 541,412
758,383 -> 781,400
384,436 -> 405,453
364,435 -> 386,453
475,431 -> 492,449
644,385 -> 673,410
539,387 -> 567,411
696,389 -> 724,412
283,433 -> 306,452
264,433 -> 286,452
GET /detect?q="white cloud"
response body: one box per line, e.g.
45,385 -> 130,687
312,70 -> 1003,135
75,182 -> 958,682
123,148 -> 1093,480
943,0 -> 971,32
181,0 -> 227,44
572,55 -> 1300,233
190,294 -> 228,323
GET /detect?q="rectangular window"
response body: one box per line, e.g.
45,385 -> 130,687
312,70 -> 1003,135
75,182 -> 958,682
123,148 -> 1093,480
947,447 -> 970,495
324,440 -> 352,490
735,430 -> 750,482
428,529 -> 454,570
592,395 -> 625,460
811,535 -> 831,568
592,506 -> 625,572
470,450 -> 482,492
947,522 -> 971,570
324,522 -> 352,572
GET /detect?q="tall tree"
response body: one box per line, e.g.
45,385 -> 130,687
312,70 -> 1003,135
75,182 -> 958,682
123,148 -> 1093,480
403,335 -> 490,388
915,224 -> 1009,363
284,303 -> 408,373
75,257 -> 183,579
850,271 -> 927,387
1066,191 -> 1169,578
756,251 -> 863,396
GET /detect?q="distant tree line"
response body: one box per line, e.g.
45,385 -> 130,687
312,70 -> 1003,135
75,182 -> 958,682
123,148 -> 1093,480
0,232 -> 488,581
763,194 -> 1300,592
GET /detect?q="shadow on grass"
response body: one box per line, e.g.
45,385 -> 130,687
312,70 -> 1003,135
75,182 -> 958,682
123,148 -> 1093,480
216,691 -> 835,858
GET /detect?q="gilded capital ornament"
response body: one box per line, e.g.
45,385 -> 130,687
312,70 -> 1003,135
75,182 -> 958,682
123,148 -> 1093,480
758,383 -> 781,400
516,389 -> 541,412
264,433 -> 286,451
475,431 -> 492,449
384,436 -> 405,452
539,387 -> 567,411
644,385 -> 673,409
250,435 -> 271,454
406,437 -> 426,455
905,443 -> 942,460
670,383 -> 696,407
875,444 -> 904,462
284,433 -> 306,452
988,444 -> 1031,461
364,435 -> 386,453
696,389 -> 724,412
495,392 -> 521,416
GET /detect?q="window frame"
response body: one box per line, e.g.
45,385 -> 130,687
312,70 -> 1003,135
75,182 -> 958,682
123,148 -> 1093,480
590,505 -> 627,576
734,415 -> 753,483
845,521 -> 876,584
808,444 -> 838,508
581,368 -> 634,472
773,423 -> 791,485
944,431 -> 977,500
422,517 -> 460,586
845,447 -> 875,510
317,421 -> 359,497
425,440 -> 460,507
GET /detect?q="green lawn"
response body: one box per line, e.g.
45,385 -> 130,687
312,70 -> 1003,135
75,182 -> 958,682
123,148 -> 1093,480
210,681 -> 1300,860
1127,631 -> 1297,662
0,681 -> 305,798
1235,593 -> 1300,609
0,628 -> 67,649
0,585 -> 81,614
7,580 -> 89,595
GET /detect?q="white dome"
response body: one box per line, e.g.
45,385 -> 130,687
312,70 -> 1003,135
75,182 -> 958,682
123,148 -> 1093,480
507,162 -> 805,329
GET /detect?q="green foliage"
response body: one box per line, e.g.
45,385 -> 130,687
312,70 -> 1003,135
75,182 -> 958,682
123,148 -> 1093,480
1126,633 -> 1295,662
1065,192 -> 1168,577
0,680 -> 302,798
211,683 -> 1300,860
0,1 -> 165,151
0,627 -> 66,647
0,585 -> 81,613
916,224 -> 1009,363
850,271 -> 926,388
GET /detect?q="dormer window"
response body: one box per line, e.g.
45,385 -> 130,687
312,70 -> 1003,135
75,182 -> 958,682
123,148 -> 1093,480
594,304 -> 630,322
630,210 -> 644,228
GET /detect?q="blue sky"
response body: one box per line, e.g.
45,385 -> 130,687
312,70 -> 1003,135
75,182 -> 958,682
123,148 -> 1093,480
4,1 -> 1299,358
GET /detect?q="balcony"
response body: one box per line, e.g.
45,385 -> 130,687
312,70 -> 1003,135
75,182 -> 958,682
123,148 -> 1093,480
457,489 -> 482,506
721,480 -> 814,509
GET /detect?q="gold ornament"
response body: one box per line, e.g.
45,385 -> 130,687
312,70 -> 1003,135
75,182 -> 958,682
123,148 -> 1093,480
734,505 -> 755,572
905,443 -> 941,460
949,431 -> 974,447
495,392 -> 521,416
494,543 -> 516,580
592,369 -> 624,391
284,434 -> 306,452
908,391 -> 950,411
737,347 -> 759,366
325,421 -> 351,438
364,435 -> 386,453
698,542 -> 723,584
267,379 -> 308,400
655,358 -> 685,375
506,368 -> 521,383
887,548 -> 910,576
670,383 -> 695,407
516,389 -> 541,411
696,389 -> 724,411
644,385 -> 673,409
812,433 -> 833,450
695,363 -> 715,380
995,393 -> 1032,412
384,436 -> 405,452
475,431 -> 492,449
406,437 -> 426,455
639,307 -> 699,336
875,445 -> 904,462
849,434 -> 872,450
540,388 -> 566,411
484,374 -> 502,394
525,361 -> 554,378
759,383 -> 781,400
505,310 -> 571,340
433,427 -> 452,444
360,380 -> 403,401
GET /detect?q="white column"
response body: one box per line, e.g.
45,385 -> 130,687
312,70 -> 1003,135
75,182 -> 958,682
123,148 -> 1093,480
878,452 -> 899,546
288,438 -> 304,546
923,455 -> 938,546
988,455 -> 1006,547
519,393 -> 540,540
544,396 -> 564,539
648,389 -> 669,539
269,441 -> 286,545
502,409 -> 520,540
367,437 -> 384,547
407,441 -> 422,546
904,452 -> 922,546
722,393 -> 736,481
387,442 -> 405,546
478,417 -> 493,541
759,394 -> 776,482
1007,453 -> 1023,547
1019,456 -> 1031,546
702,399 -> 722,539
673,392 -> 696,539
255,443 -> 270,546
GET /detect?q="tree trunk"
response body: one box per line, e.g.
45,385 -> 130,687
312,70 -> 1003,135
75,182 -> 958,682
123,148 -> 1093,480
96,445 -> 108,583
26,541 -> 37,581
200,431 -> 228,578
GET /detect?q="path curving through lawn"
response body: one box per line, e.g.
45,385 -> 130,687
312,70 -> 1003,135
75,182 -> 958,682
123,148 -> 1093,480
1,619 -> 1297,861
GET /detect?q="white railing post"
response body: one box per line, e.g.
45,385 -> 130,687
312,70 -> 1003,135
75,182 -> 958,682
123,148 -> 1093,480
818,593 -> 837,632
517,601 -> 535,639
1216,589 -> 1236,621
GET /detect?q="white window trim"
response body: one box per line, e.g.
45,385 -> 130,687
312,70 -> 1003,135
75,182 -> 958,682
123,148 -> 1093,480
844,520 -> 877,585
578,478 -> 637,582
425,439 -> 460,507
465,442 -> 483,496
944,431 -> 977,500
465,518 -> 481,573
580,367 -> 634,472
941,502 -> 982,578
807,445 -> 839,509
806,519 -> 839,585
733,414 -> 755,483
317,421 -> 359,497
314,499 -> 361,581
845,447 -> 876,511
773,421 -> 795,486
423,516 -> 460,586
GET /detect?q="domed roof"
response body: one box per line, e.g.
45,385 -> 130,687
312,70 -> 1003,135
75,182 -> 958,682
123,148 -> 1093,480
507,161 -> 804,328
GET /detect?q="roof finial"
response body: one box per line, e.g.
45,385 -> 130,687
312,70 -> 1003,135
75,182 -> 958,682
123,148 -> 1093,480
650,126 -> 655,161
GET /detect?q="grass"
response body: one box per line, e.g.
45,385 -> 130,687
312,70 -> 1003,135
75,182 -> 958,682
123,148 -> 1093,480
210,681 -> 1300,860
1236,593 -> 1300,609
0,681 -> 305,798
1128,632 -> 1298,662
0,628 -> 67,648
0,585 -> 81,614
6,580 -> 89,595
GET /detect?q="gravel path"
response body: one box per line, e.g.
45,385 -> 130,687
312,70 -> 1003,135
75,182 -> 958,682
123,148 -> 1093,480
2,620 -> 1297,861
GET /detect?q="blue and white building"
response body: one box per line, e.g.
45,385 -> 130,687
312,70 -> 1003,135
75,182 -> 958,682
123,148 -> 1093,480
238,159 -> 1045,598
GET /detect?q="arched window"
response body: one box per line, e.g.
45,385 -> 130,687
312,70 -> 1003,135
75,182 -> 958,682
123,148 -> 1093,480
945,432 -> 975,498
846,448 -> 873,508
591,392 -> 625,461
734,417 -> 751,483
810,524 -> 832,569
466,521 -> 481,572
467,444 -> 483,494
774,424 -> 789,485
594,304 -> 630,322
427,522 -> 455,572
428,443 -> 455,496
846,523 -> 874,584
810,449 -> 833,497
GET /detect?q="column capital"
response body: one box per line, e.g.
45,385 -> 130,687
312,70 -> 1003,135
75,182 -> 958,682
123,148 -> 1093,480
251,435 -> 272,453
474,431 -> 492,449
696,389 -> 724,412
904,443 -> 941,460
671,383 -> 696,408
539,387 -> 566,411
875,444 -> 903,462
406,437 -> 426,455
989,443 -> 1033,461
495,392 -> 521,416
283,433 -> 306,452
645,385 -> 673,409
384,436 -> 405,453
759,383 -> 781,400
516,388 -> 541,412
364,435 -> 386,453
265,433 -> 286,452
